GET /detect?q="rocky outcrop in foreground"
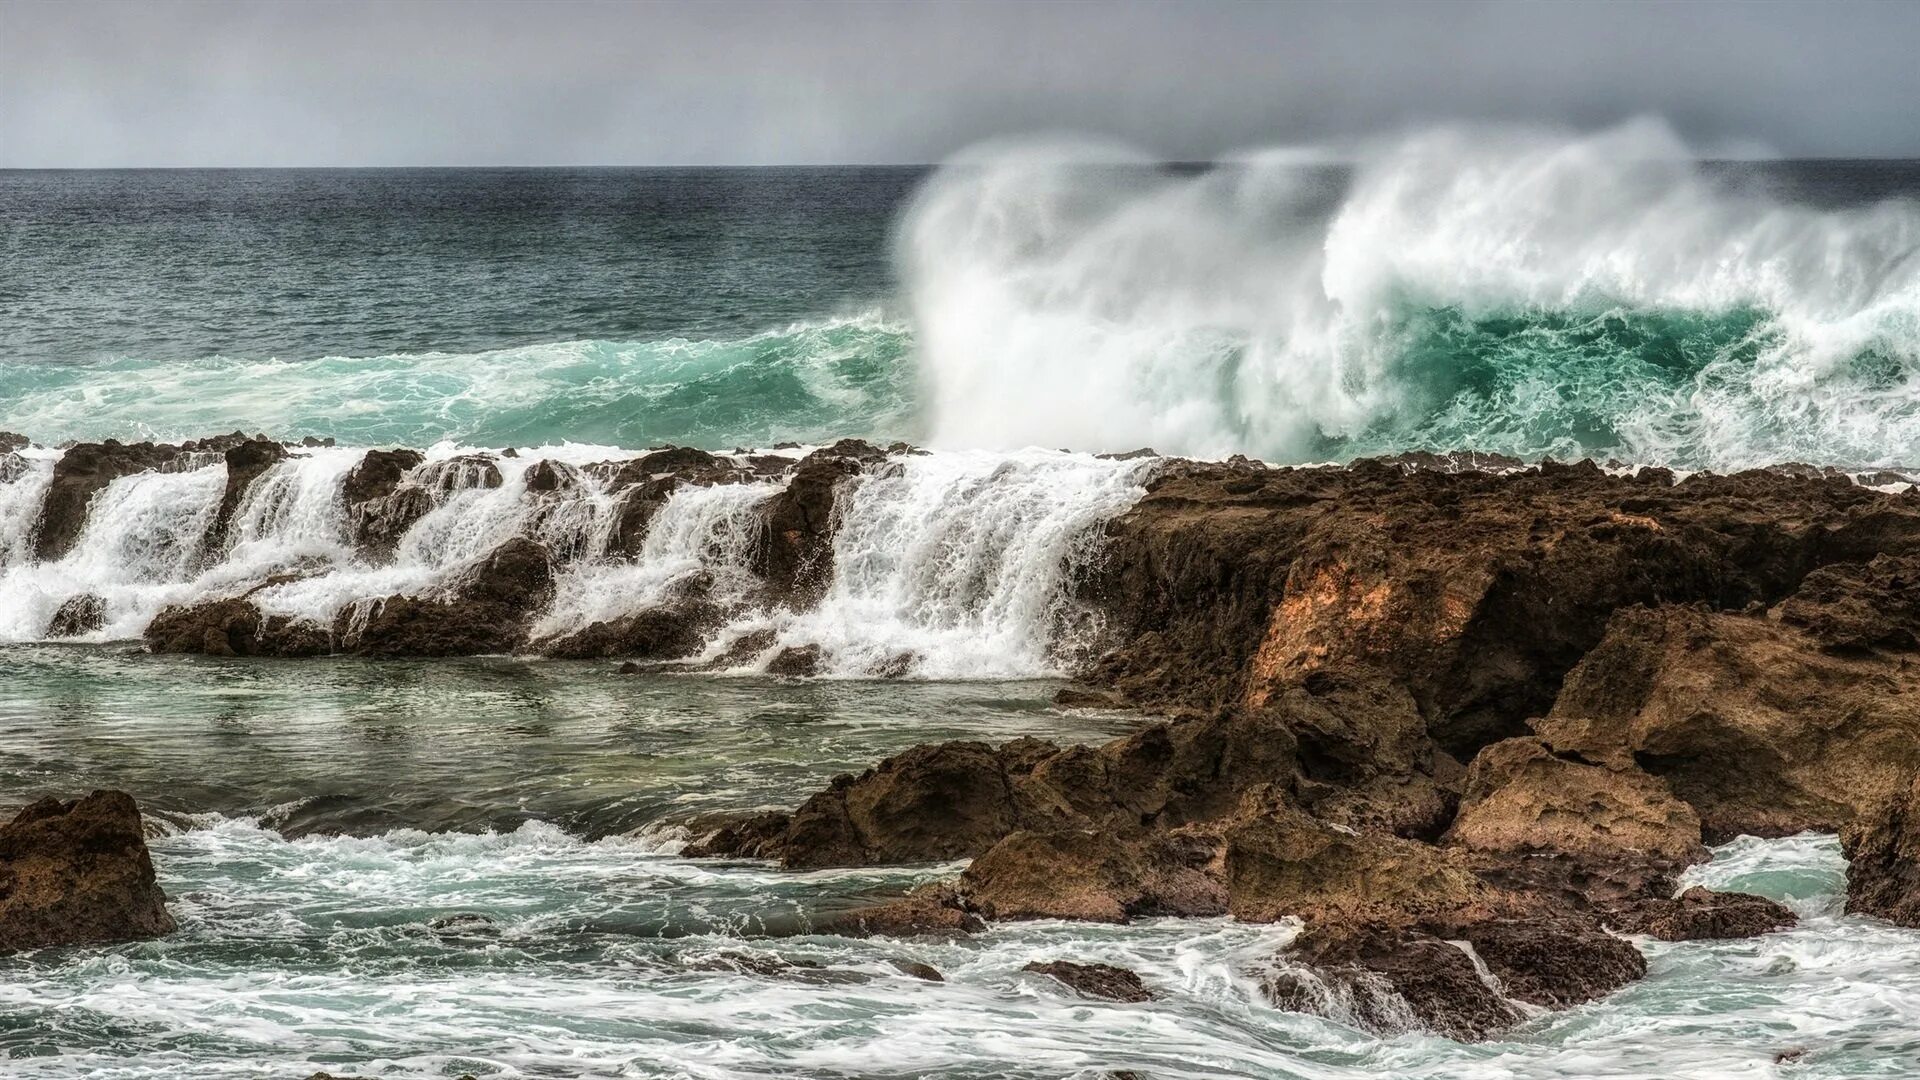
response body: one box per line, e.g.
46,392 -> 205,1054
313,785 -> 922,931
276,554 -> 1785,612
0,791 -> 176,953
686,455 -> 1920,1039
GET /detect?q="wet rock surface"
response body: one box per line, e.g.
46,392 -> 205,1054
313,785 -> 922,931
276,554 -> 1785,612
1022,960 -> 1153,1003
1841,771 -> 1920,927
679,453 -> 1910,1038
31,439 -> 192,561
0,791 -> 176,953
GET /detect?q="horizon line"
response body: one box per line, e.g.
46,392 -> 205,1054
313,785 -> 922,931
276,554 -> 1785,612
10,155 -> 1920,172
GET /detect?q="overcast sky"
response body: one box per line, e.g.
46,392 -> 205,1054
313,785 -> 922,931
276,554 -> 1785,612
4,0 -> 1918,167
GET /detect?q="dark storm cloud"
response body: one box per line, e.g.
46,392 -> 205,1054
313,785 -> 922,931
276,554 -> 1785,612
3,0 -> 1917,166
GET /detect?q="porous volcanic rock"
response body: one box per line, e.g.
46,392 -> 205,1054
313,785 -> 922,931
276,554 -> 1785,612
1260,921 -> 1523,1040
1445,737 -> 1706,864
1532,604 -> 1920,841
1078,459 -> 1919,759
45,593 -> 106,638
206,438 -> 289,551
1611,885 -> 1798,941
31,440 -> 187,561
0,791 -> 176,952
753,439 -> 889,607
1022,960 -> 1153,1003
1840,770 -> 1920,927
336,537 -> 556,657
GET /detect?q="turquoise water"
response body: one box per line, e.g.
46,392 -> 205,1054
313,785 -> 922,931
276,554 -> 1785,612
6,158 -> 1920,466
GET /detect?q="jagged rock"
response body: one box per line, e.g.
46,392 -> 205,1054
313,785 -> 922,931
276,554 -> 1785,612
522,458 -> 577,493
45,594 -> 105,637
1612,885 -> 1798,941
31,440 -> 185,561
1264,912 -> 1644,1039
754,440 -> 887,607
962,828 -> 1225,922
207,438 -> 288,551
1224,801 -> 1489,924
774,738 -> 1060,869
1447,916 -> 1646,1008
890,959 -> 945,981
0,431 -> 29,452
1053,686 -> 1130,708
340,448 -> 427,558
1022,960 -> 1153,1003
1261,922 -> 1523,1039
537,574 -> 723,660
1841,770 -> 1920,927
540,605 -> 720,660
681,810 -> 792,860
337,537 -> 555,657
1774,554 -> 1920,653
0,791 -> 176,952
828,883 -> 985,936
765,644 -> 822,677
1078,458 -> 1917,760
1445,737 -> 1706,864
1533,603 -> 1920,841
145,598 -> 331,658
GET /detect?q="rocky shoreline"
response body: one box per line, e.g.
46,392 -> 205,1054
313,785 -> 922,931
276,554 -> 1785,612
6,431 -> 1920,1040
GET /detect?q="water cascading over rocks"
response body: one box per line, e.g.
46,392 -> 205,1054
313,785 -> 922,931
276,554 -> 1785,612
0,435 -> 1152,678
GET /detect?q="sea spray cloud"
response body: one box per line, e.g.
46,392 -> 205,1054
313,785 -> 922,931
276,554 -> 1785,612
899,119 -> 1920,468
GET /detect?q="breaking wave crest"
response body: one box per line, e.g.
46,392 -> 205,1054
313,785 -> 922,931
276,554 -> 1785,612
901,119 -> 1920,469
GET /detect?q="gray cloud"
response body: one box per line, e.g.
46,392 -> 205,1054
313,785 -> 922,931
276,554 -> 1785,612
3,0 -> 1917,166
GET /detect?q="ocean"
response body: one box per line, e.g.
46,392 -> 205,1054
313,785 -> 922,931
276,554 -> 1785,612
4,125 -> 1920,1079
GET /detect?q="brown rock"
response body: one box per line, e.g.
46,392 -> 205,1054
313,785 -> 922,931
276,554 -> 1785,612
206,438 -> 288,552
775,738 -> 1058,869
1077,458 -> 1916,761
340,448 -> 428,558
829,883 -> 985,937
1261,921 -> 1522,1040
1451,916 -> 1646,1008
1774,554 -> 1920,653
1534,604 -> 1920,840
0,791 -> 176,952
32,440 -> 186,561
765,644 -> 823,677
961,828 -> 1226,922
1614,885 -> 1797,941
1224,801 -> 1488,925
1841,771 -> 1920,927
45,593 -> 106,638
1022,960 -> 1153,1003
335,537 -> 555,657
1445,737 -> 1706,864
754,440 -> 887,607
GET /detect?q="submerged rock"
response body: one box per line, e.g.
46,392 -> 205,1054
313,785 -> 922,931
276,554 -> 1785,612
1022,960 -> 1153,1003
0,791 -> 176,952
1260,922 -> 1523,1040
1612,885 -> 1798,941
45,593 -> 106,638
